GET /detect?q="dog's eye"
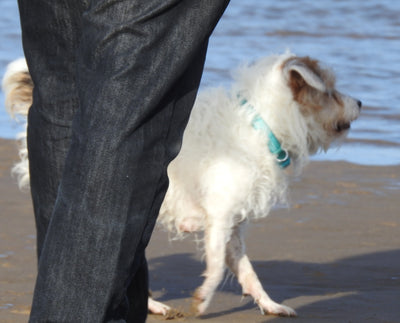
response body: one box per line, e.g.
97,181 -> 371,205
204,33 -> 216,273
328,91 -> 343,106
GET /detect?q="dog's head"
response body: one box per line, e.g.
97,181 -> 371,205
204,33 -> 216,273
282,56 -> 361,153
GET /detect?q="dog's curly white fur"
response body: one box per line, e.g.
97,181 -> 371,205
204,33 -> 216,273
2,57 -> 31,191
3,52 -> 360,317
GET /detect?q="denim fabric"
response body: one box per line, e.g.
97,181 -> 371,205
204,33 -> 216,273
17,0 -> 230,322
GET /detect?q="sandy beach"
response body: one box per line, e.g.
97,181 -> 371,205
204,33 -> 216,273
1,137 -> 399,322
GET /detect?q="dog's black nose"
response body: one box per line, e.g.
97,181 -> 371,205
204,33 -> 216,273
357,100 -> 362,109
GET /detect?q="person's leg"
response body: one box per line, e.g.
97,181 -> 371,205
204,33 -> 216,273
28,0 -> 230,322
17,0 -> 86,258
125,252 -> 148,322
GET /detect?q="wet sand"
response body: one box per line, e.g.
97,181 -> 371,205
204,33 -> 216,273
1,138 -> 399,322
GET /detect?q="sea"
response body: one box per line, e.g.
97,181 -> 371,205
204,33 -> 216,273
0,0 -> 399,166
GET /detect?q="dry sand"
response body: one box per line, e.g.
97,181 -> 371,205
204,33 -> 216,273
1,138 -> 399,322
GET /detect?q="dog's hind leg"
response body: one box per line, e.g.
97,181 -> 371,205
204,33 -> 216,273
193,211 -> 233,315
226,223 -> 297,317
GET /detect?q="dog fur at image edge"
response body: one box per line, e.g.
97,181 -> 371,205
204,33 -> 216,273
2,52 -> 361,317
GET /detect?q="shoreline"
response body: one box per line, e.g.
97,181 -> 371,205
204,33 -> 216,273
1,138 -> 399,322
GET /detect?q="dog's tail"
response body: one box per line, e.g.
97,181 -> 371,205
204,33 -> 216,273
2,58 -> 33,190
3,58 -> 32,118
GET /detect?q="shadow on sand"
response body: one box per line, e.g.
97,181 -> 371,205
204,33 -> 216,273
148,249 -> 400,321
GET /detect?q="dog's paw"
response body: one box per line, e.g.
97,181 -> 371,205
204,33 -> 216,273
148,297 -> 171,316
192,288 -> 210,315
258,299 -> 297,317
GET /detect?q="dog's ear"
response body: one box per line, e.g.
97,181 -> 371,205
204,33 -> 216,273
283,57 -> 327,93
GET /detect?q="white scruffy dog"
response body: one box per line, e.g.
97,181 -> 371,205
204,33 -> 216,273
3,52 -> 361,317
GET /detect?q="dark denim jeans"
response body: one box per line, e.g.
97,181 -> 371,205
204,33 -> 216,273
17,0 -> 229,321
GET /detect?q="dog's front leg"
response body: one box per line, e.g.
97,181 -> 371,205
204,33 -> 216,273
193,216 -> 232,315
226,223 -> 297,317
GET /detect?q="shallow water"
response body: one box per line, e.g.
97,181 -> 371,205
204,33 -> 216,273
0,0 -> 399,165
